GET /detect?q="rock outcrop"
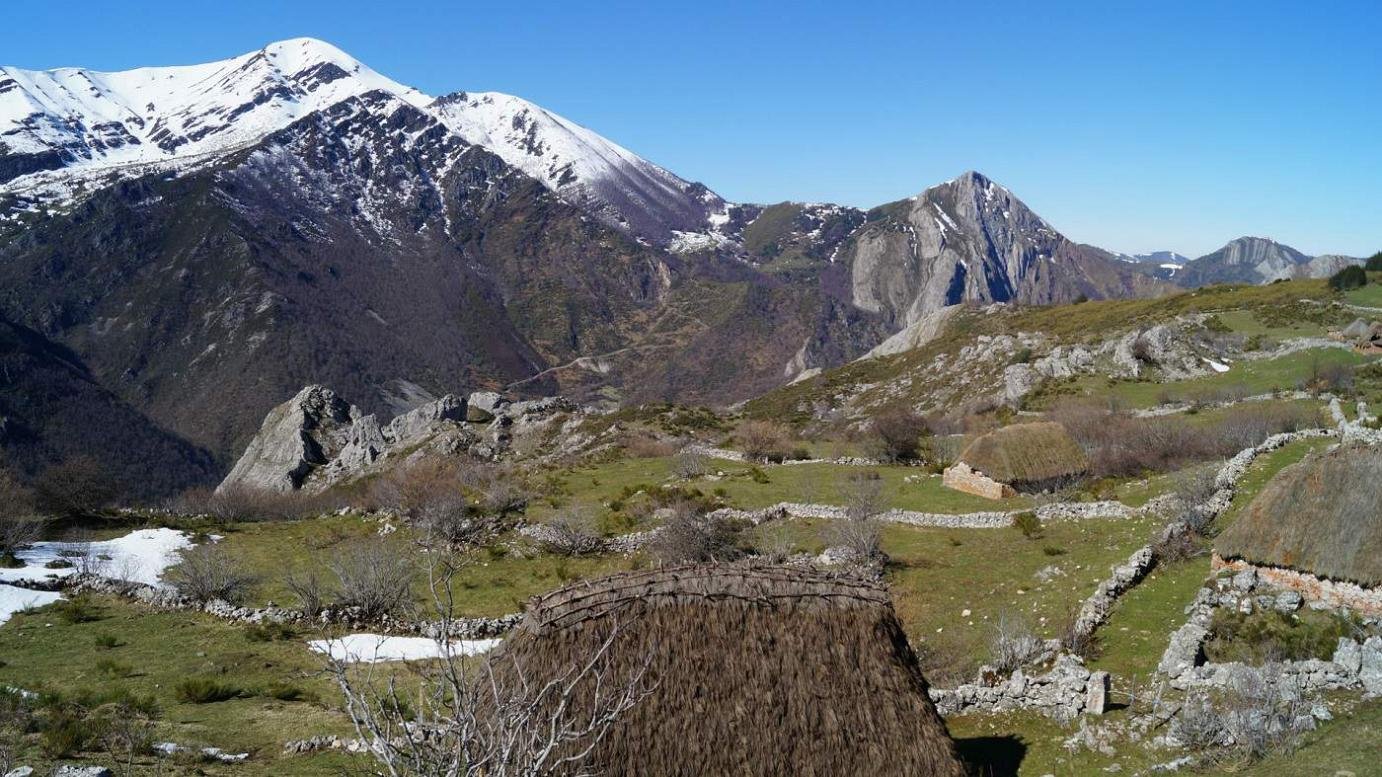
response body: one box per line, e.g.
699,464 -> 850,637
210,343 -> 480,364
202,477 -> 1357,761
218,386 -> 471,493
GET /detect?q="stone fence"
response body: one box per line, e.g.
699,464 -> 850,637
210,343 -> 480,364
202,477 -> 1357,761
59,574 -> 520,638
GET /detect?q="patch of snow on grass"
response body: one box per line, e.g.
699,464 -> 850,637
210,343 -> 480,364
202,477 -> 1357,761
309,634 -> 502,663
0,586 -> 62,626
0,528 -> 194,588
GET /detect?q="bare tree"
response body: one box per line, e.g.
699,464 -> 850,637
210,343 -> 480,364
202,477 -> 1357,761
327,561 -> 652,776
0,517 -> 43,562
328,538 -> 416,620
166,543 -> 259,604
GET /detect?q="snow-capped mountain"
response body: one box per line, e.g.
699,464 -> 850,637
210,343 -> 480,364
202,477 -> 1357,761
0,38 -> 727,245
0,39 -> 427,180
431,92 -> 728,244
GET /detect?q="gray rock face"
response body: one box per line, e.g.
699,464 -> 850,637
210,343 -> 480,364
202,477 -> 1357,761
1179,237 -> 1312,287
845,171 -> 1167,330
217,386 -> 356,492
219,385 -> 472,493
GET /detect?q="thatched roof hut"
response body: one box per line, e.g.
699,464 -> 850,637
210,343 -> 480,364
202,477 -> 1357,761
497,563 -> 968,777
955,421 -> 1089,490
1216,445 -> 1382,586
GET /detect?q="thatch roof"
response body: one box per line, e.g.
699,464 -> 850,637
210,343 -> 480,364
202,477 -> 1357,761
1341,318 -> 1372,339
498,563 -> 968,777
1216,445 -> 1382,586
957,421 -> 1089,485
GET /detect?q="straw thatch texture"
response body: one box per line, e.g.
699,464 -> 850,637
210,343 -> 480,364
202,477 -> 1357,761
956,421 -> 1089,488
1216,445 -> 1382,586
499,563 -> 968,777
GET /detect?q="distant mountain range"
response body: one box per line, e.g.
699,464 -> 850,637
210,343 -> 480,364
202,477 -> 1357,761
1113,238 -> 1365,287
0,39 -> 1363,486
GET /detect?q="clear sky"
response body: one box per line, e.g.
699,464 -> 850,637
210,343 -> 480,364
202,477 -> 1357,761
4,0 -> 1379,257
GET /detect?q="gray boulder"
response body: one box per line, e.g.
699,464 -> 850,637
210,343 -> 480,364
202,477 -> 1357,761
466,391 -> 507,422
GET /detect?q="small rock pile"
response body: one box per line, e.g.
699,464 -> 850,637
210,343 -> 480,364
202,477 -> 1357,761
930,654 -> 1111,722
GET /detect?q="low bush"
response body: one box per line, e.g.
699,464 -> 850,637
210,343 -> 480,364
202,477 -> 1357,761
166,544 -> 258,604
540,510 -> 604,556
261,682 -> 311,702
52,596 -> 101,624
244,621 -> 300,642
1011,512 -> 1043,540
1204,608 -> 1358,664
94,658 -> 133,677
737,420 -> 795,463
92,633 -> 121,650
175,676 -> 242,704
649,504 -> 747,565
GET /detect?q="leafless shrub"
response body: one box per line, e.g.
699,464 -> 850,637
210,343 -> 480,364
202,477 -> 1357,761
284,565 -> 330,617
736,420 -> 794,463
1172,667 -> 1315,767
328,538 -> 416,620
378,459 -> 521,546
541,510 -> 605,557
329,561 -> 651,777
649,503 -> 745,565
827,475 -> 886,563
166,543 -> 259,604
866,407 -> 929,462
989,611 -> 1044,674
671,448 -> 708,479
0,516 -> 43,559
1056,605 -> 1100,660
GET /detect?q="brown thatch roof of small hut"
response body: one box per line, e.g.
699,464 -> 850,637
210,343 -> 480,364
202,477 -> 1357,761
497,563 -> 968,777
1216,445 -> 1382,586
957,421 -> 1089,486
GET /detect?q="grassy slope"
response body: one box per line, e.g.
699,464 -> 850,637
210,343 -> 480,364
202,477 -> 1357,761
0,596 -> 354,775
747,278 -> 1356,423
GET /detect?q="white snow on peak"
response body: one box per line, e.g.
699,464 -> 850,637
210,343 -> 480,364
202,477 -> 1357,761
0,38 -> 427,169
1,39 -> 728,243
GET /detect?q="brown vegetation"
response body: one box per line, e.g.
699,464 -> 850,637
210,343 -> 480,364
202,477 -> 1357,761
1048,399 -> 1320,478
497,563 -> 968,776
866,407 -> 929,462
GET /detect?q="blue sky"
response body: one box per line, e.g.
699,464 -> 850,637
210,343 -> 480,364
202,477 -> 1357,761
5,0 -> 1379,257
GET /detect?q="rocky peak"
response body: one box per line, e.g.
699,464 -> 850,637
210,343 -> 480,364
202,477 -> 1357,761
845,171 -> 1164,330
